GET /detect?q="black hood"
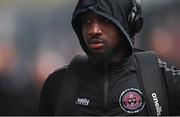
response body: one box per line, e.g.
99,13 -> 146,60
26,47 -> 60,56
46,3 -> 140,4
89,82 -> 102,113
71,0 -> 135,56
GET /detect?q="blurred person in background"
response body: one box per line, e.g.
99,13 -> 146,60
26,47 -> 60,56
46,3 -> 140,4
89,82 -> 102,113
39,0 -> 180,116
149,4 -> 180,68
139,0 -> 180,68
0,42 -> 17,115
0,42 -> 39,115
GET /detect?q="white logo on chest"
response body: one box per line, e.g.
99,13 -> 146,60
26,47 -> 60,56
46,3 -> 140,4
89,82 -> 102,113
75,98 -> 90,106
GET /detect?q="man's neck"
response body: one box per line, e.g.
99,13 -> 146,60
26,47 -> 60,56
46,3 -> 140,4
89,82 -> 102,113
110,49 -> 127,62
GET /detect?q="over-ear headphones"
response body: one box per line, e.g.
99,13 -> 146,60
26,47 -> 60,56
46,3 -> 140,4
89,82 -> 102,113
128,0 -> 143,36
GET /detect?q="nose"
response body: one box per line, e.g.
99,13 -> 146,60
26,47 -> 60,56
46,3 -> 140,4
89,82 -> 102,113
88,22 -> 102,37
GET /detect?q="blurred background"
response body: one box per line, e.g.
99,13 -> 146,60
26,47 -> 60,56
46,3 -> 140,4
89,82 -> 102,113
0,0 -> 180,115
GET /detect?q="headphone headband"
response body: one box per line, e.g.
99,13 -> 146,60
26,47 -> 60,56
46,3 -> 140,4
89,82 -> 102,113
133,0 -> 142,16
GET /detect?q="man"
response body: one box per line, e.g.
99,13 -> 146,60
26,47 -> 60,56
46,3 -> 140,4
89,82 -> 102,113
39,0 -> 180,116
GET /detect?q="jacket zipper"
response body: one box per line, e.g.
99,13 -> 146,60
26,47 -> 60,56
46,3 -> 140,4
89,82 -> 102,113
103,62 -> 109,112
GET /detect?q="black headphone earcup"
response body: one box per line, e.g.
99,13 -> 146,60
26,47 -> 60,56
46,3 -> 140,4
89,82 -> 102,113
128,0 -> 143,36
133,16 -> 143,33
128,11 -> 143,35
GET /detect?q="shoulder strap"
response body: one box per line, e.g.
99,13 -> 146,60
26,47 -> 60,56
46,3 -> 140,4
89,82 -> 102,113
54,55 -> 88,115
134,51 -> 168,116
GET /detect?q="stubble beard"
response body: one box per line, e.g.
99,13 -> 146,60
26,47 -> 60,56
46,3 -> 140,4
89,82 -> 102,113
89,41 -> 126,63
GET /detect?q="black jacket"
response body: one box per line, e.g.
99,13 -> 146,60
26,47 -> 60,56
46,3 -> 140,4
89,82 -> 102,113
39,53 -> 180,115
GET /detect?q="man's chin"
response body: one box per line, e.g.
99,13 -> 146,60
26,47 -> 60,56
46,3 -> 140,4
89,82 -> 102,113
89,49 -> 112,62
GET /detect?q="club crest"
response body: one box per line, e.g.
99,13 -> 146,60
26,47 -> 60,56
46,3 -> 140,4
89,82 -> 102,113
119,88 -> 145,114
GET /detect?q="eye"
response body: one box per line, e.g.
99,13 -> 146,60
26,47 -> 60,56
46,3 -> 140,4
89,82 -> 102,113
82,19 -> 92,24
85,19 -> 92,24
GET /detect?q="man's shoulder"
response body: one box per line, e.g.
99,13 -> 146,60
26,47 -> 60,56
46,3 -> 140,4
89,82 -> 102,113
48,66 -> 67,80
44,54 -> 88,86
42,66 -> 67,91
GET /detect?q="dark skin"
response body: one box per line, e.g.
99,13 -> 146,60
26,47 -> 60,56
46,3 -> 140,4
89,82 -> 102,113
81,11 -> 128,62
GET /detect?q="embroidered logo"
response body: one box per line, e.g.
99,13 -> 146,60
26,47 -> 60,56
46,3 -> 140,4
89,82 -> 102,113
119,88 -> 145,114
75,98 -> 90,106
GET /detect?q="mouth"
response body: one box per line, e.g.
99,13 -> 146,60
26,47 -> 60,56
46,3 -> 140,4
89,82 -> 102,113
87,38 -> 105,49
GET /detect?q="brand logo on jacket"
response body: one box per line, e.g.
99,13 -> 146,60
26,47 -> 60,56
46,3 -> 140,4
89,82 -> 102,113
119,88 -> 145,114
152,93 -> 162,116
75,98 -> 90,106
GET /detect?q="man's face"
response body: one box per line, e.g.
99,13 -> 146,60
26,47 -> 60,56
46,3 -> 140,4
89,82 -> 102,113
81,12 -> 124,57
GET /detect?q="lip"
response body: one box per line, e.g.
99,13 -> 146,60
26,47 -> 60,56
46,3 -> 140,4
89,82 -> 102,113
87,38 -> 104,44
87,38 -> 105,49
